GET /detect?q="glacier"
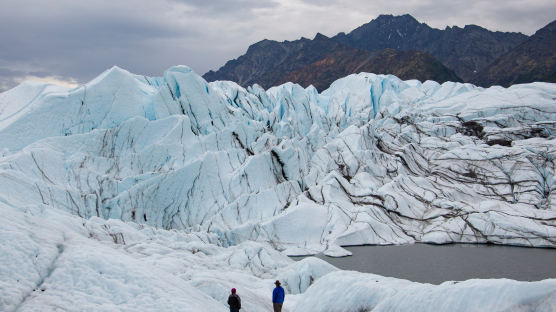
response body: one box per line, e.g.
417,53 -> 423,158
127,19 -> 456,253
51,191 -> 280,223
1,65 -> 555,311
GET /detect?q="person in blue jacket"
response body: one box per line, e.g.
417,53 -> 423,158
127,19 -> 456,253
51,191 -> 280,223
272,280 -> 285,312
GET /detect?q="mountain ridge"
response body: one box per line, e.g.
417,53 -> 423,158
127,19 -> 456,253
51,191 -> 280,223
204,14 -> 530,89
332,14 -> 527,81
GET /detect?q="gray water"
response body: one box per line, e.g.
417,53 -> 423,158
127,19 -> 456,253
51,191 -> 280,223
293,244 -> 556,284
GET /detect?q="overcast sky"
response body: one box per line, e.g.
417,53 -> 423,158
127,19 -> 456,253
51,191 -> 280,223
1,0 -> 554,91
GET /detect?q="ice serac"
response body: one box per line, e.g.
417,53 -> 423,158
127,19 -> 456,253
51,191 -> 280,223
0,66 -> 555,258
293,271 -> 556,312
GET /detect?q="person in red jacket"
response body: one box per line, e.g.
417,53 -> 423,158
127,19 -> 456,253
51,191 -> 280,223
227,288 -> 241,312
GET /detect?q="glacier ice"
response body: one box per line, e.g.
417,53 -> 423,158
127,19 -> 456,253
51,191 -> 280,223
0,66 -> 554,254
1,66 -> 555,311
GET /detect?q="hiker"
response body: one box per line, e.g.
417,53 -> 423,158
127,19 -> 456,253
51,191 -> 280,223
228,288 -> 241,312
272,280 -> 285,312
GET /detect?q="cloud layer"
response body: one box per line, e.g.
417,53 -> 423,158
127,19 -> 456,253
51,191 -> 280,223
1,0 -> 554,91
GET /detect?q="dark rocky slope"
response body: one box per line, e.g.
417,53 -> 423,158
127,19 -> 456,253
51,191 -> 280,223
203,34 -> 345,88
472,20 -> 556,87
281,48 -> 461,92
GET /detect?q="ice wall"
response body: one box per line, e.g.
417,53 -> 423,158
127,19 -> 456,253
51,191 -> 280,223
1,66 -> 555,256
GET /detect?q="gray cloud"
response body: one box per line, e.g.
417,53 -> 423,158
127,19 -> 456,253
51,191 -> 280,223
170,0 -> 278,13
1,0 -> 554,92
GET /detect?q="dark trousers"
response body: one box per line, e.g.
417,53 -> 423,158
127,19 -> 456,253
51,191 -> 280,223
273,303 -> 283,312
230,309 -> 240,312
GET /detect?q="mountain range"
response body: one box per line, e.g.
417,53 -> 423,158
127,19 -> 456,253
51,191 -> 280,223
204,14 -> 555,89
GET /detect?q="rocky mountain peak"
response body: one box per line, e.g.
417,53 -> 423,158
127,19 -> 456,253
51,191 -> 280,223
313,32 -> 330,41
374,13 -> 420,25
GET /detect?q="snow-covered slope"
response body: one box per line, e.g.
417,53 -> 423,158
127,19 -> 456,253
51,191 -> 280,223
1,66 -> 555,311
3,201 -> 554,311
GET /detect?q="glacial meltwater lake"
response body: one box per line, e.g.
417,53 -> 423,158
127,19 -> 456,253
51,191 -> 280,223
292,244 -> 556,284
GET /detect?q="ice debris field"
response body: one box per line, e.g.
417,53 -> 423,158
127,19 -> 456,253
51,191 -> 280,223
0,65 -> 555,311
